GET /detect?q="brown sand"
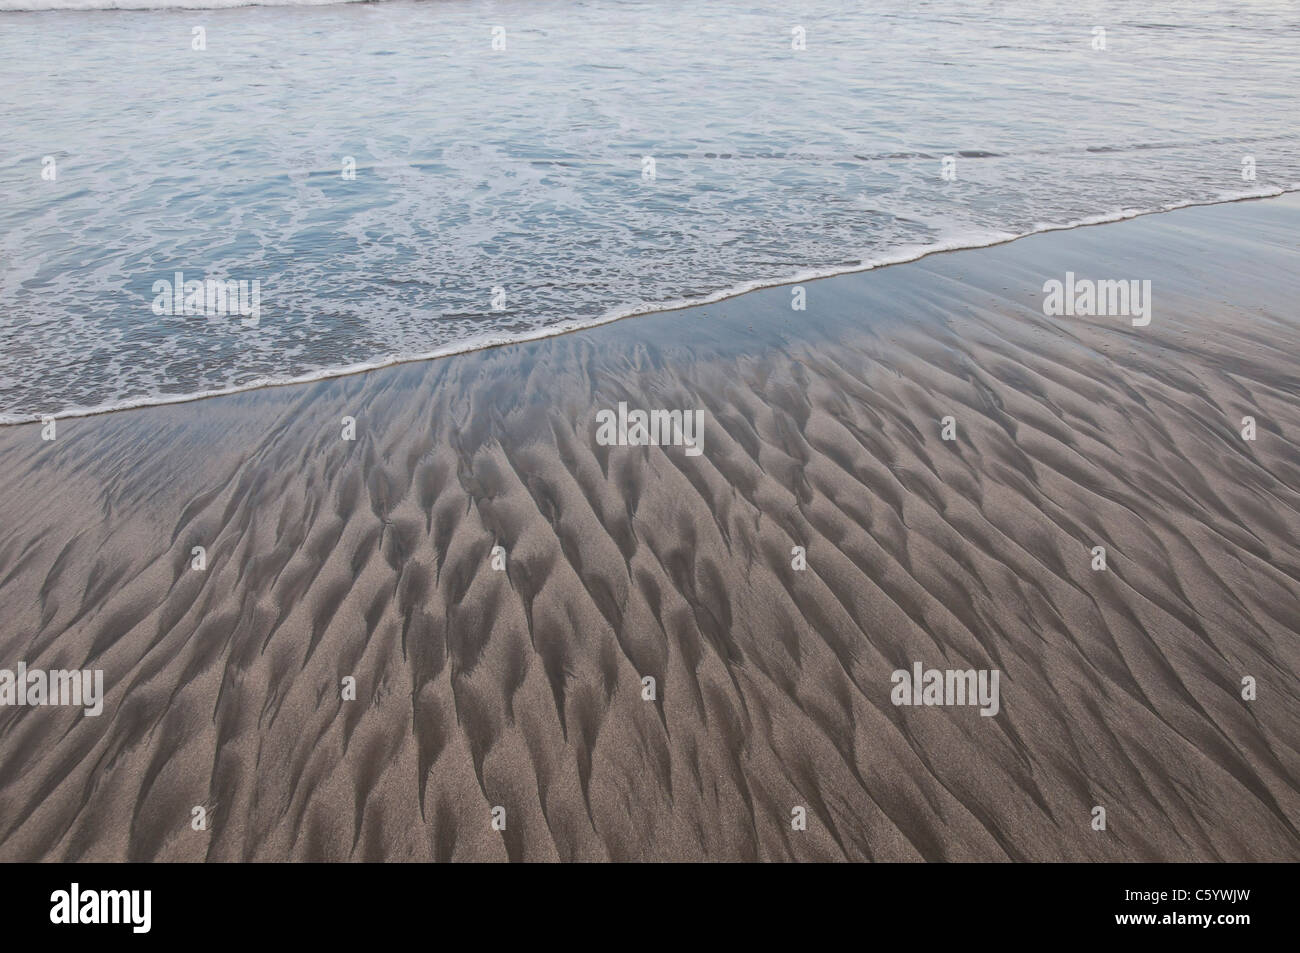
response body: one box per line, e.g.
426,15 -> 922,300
0,196 -> 1298,862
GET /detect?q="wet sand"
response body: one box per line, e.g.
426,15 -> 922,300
1,195 -> 1298,861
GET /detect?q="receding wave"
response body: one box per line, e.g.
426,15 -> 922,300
4,0 -> 1298,423
1,186 -> 1292,427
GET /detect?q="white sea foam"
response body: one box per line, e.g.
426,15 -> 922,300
3,1 -> 1299,422
2,187 -> 1292,427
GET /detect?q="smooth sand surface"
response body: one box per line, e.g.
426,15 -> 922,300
1,195 -> 1298,861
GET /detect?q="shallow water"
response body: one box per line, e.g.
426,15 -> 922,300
1,0 -> 1297,420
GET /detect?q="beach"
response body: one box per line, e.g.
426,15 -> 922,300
0,194 -> 1297,861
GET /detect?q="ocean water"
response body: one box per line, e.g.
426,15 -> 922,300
1,0 -> 1297,422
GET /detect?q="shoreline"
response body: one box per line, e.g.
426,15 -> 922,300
4,184 -> 1296,427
